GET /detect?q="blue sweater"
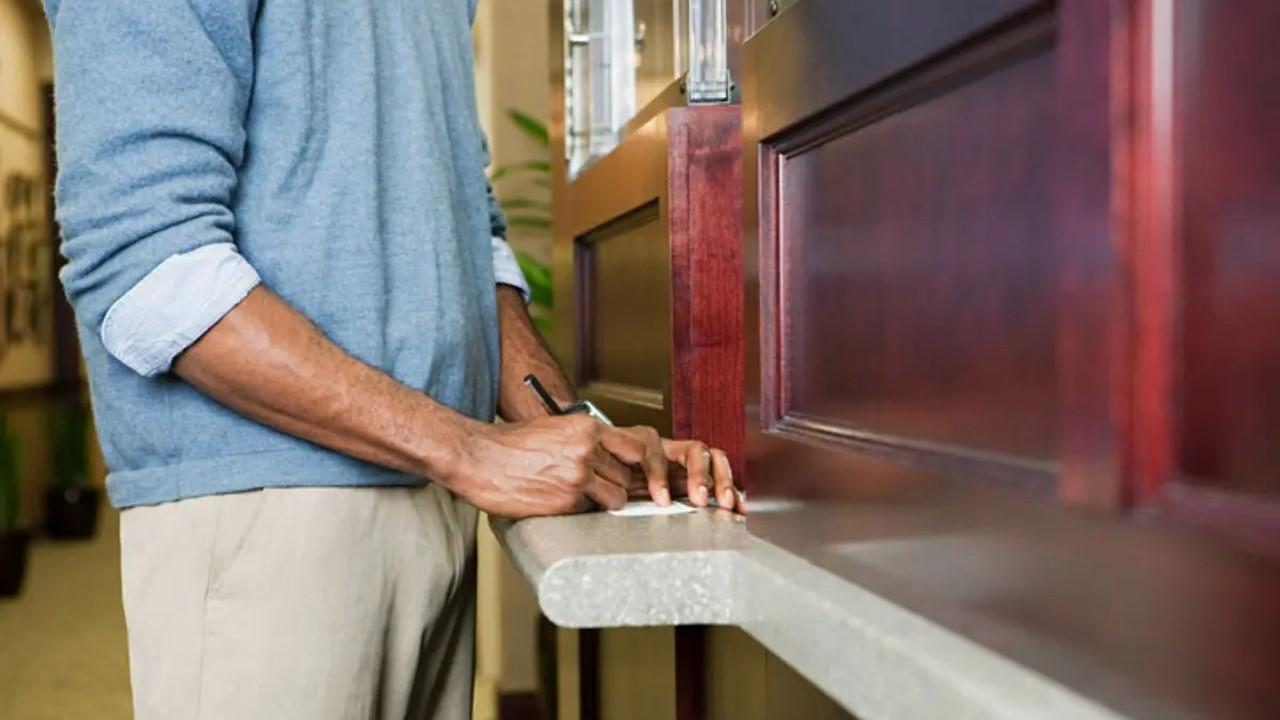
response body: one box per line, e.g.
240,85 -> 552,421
46,0 -> 502,508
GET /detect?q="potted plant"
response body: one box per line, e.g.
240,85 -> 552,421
44,396 -> 99,540
0,413 -> 29,597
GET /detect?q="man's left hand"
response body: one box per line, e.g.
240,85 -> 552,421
613,427 -> 739,512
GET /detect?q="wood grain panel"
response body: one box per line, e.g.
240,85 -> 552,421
752,4 -> 1060,489
575,202 -> 670,431
1175,0 -> 1280,499
1051,0 -> 1133,509
665,108 -> 745,474
1101,0 -> 1280,550
772,47 -> 1058,470
556,107 -> 671,432
737,1 -> 1280,715
558,106 -> 743,452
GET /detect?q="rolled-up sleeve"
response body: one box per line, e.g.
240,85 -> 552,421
101,244 -> 260,377
491,236 -> 530,303
47,0 -> 260,373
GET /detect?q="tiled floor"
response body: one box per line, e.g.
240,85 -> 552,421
0,511 -> 133,720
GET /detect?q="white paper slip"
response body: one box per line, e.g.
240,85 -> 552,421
608,500 -> 696,517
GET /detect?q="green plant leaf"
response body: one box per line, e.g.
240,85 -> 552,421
514,250 -> 550,283
499,198 -> 552,213
508,109 -> 550,148
489,160 -> 551,183
515,251 -> 553,309
507,215 -> 552,231
532,315 -> 554,335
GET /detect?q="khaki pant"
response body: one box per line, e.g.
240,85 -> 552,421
119,483 -> 478,720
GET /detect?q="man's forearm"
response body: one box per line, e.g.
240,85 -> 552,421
174,285 -> 476,482
495,285 -> 575,422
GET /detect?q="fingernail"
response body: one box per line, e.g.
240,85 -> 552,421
721,489 -> 734,506
694,485 -> 708,505
657,487 -> 671,505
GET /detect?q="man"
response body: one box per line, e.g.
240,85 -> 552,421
45,0 -> 737,718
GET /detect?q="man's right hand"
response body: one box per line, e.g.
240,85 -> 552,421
446,414 -> 668,518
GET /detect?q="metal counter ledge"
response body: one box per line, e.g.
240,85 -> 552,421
490,507 -> 1126,720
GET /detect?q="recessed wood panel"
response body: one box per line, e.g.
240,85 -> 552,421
576,203 -> 668,391
575,202 -> 670,430
767,42 -> 1058,471
562,106 -> 743,451
1175,0 -> 1280,500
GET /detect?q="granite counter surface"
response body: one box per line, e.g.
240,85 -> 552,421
491,508 -> 1126,720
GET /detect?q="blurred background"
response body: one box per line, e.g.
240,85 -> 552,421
0,1 -> 553,717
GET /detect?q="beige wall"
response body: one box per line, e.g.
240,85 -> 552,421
472,1 -> 552,718
475,0 -> 554,264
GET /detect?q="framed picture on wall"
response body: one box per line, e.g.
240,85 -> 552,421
0,7 -> 56,393
0,110 -> 55,391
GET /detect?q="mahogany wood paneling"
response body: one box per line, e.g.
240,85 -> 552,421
744,0 -> 1280,536
575,201 -> 670,431
558,108 -> 673,432
771,42 -> 1058,470
1120,0 -> 1280,549
666,109 -> 745,473
1050,0 -> 1132,509
1173,0 -> 1280,504
739,1 -> 1280,715
749,0 -> 1062,493
556,106 -> 743,467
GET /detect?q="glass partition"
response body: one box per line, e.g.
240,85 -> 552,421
565,0 -> 731,176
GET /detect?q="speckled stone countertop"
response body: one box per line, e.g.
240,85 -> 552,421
490,508 -> 1125,720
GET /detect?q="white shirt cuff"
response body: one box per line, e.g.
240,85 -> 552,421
100,243 -> 261,377
491,236 -> 531,304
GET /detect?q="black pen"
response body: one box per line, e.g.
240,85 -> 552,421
522,374 -> 565,415
522,374 -> 613,425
